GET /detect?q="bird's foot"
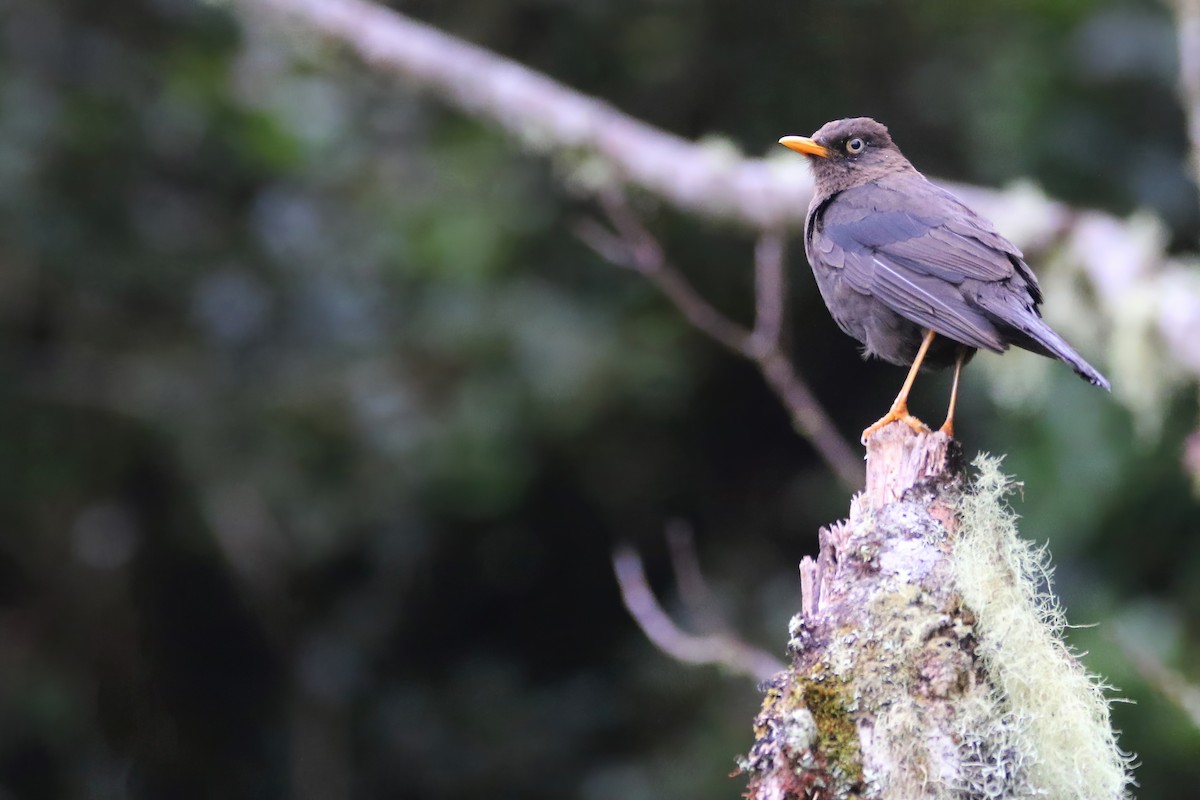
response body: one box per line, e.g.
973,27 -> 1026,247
861,404 -> 930,444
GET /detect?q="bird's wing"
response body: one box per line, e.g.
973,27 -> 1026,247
911,181 -> 1044,304
812,179 -> 1039,353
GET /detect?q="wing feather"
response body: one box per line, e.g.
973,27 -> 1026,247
857,251 -> 1005,352
811,177 -> 1041,352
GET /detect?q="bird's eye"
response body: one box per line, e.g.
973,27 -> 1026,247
846,137 -> 865,154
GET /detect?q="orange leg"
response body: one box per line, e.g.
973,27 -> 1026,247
938,349 -> 966,438
861,329 -> 936,444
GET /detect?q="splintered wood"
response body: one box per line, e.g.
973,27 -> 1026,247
743,423 -> 974,800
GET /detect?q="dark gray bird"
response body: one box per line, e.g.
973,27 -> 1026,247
779,117 -> 1109,442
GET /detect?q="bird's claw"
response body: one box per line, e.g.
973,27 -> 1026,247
860,407 -> 931,445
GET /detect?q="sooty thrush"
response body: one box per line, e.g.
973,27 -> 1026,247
779,117 -> 1109,442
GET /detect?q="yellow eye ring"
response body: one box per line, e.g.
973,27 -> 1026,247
846,137 -> 865,154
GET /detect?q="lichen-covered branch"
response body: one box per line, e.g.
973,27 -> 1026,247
236,0 -> 1200,415
235,0 -> 812,229
743,426 -> 1133,799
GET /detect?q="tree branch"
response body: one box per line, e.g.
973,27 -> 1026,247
577,191 -> 864,489
748,230 -> 862,486
612,543 -> 784,682
236,0 -> 1200,432
750,231 -> 788,351
238,0 -> 812,229
663,520 -> 732,635
593,191 -> 752,353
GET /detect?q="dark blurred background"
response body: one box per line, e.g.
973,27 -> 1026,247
1,0 -> 1198,797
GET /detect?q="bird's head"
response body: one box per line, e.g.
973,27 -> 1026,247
779,117 -> 914,192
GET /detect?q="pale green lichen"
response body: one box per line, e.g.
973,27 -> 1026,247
851,583 -> 976,799
952,454 -> 1135,800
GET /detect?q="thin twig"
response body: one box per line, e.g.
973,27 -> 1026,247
572,218 -> 636,269
594,191 -> 752,353
665,520 -> 728,634
612,544 -> 784,681
747,231 -> 863,488
751,231 -> 788,353
579,192 -> 864,489
576,202 -> 750,356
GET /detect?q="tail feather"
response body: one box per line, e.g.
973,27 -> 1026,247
976,292 -> 1111,391
1010,321 -> 1110,391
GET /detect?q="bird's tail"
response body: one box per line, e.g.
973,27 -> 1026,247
978,293 -> 1110,391
1017,321 -> 1110,391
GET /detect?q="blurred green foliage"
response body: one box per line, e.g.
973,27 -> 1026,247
0,0 -> 1197,797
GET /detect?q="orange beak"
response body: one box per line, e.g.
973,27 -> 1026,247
778,135 -> 829,158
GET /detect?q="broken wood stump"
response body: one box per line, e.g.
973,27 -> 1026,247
742,423 -> 1132,800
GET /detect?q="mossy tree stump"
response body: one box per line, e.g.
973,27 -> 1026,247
742,424 -> 1131,800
